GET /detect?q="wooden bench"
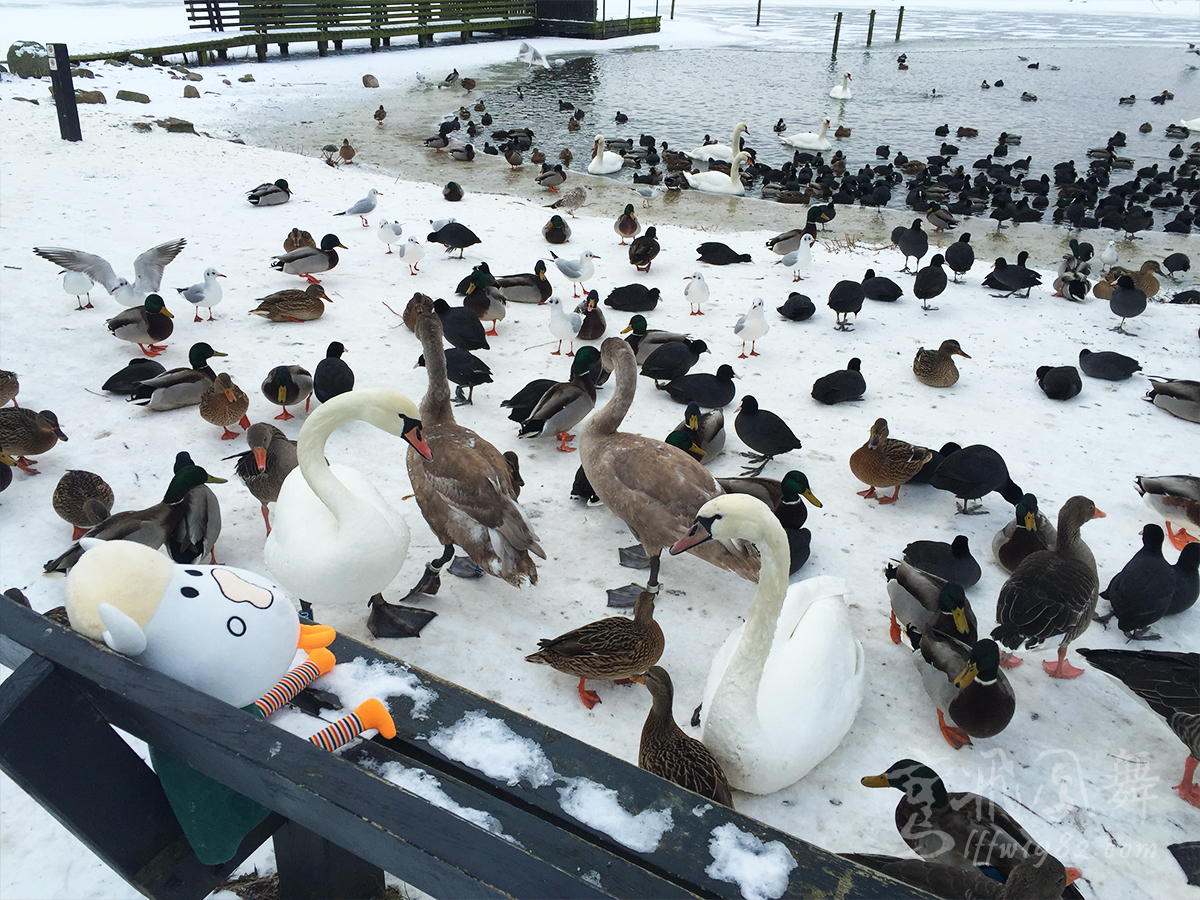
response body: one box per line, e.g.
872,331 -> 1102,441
0,592 -> 932,900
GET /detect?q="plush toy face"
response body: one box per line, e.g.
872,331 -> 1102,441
139,564 -> 301,708
67,541 -> 301,709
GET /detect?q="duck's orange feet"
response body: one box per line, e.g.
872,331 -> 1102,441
71,525 -> 88,540
577,676 -> 601,709
302,274 -> 322,284
275,409 -> 295,420
877,486 -> 902,505
938,710 -> 972,749
889,611 -> 902,644
857,486 -> 878,498
1000,651 -> 1023,669
1175,757 -> 1200,808
138,344 -> 162,357
556,432 -> 577,452
1043,647 -> 1085,679
221,427 -> 240,440
1167,523 -> 1199,551
15,456 -> 39,474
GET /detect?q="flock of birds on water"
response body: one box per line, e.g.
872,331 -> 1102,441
2,40 -> 1200,900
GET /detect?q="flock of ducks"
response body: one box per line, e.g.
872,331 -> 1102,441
4,42 -> 1200,900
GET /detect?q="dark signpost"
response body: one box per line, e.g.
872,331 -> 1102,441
47,43 -> 82,142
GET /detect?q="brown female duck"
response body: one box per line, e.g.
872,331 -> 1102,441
992,495 -> 1105,678
913,339 -> 971,387
200,372 -> 252,440
635,666 -> 733,806
52,470 -> 114,538
526,591 -> 664,708
250,283 -> 331,322
849,418 -> 932,504
0,408 -> 67,473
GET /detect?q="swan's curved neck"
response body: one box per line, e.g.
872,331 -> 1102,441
732,124 -> 746,155
296,400 -> 368,522
724,515 -> 791,699
587,349 -> 636,435
416,329 -> 454,427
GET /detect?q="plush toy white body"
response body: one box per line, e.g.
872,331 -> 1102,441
66,540 -> 300,708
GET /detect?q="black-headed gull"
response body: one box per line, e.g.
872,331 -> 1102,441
684,272 -> 709,316
397,238 -> 425,275
734,299 -> 769,358
378,220 -> 404,254
34,239 -> 187,307
176,267 -> 226,321
550,250 -> 598,298
545,296 -> 584,356
335,188 -> 381,226
62,270 -> 95,310
517,42 -> 551,70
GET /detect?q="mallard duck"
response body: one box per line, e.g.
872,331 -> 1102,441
634,666 -> 732,806
886,561 -> 977,645
0,408 -> 67,474
519,346 -> 600,451
270,233 -> 346,282
129,342 -> 225,410
543,215 -> 572,244
261,365 -> 313,420
200,372 -> 251,440
672,496 -> 861,792
614,203 -> 640,245
443,180 -> 465,200
992,493 -> 1057,574
913,340 -> 970,388
902,535 -> 981,587
526,590 -> 663,708
167,451 -> 224,564
628,227 -> 660,273
0,370 -> 17,407
249,283 -> 331,322
580,339 -> 758,597
713,469 -> 816,575
403,314 -> 545,597
247,178 -> 291,206
534,163 -> 564,192
844,853 -> 1075,898
1077,649 -> 1200,808
283,228 -> 316,253
862,759 -> 1081,882
1145,377 -> 1200,424
850,418 -> 932,504
106,294 -> 174,357
909,631 -> 1014,748
313,341 -> 354,404
992,495 -> 1105,678
52,470 -> 114,539
620,315 -> 689,364
43,460 -> 225,573
576,289 -> 607,342
462,268 -> 507,336
1136,475 -> 1200,550
230,422 -> 298,535
669,403 -> 725,463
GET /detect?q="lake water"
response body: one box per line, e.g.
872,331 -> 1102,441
237,5 -> 1199,232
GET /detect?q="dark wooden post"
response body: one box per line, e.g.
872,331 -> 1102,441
755,0 -> 761,26
832,11 -> 842,55
46,44 -> 82,142
867,9 -> 875,45
896,5 -> 904,40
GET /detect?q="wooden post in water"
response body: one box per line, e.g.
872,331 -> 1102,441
756,0 -> 762,27
896,6 -> 905,40
671,0 -> 675,20
867,9 -> 876,46
832,11 -> 842,55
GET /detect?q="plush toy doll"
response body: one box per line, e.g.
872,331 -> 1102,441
65,540 -> 396,863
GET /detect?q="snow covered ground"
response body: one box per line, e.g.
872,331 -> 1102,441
1,2 -> 1198,898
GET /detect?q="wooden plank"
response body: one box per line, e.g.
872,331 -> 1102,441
0,597 -> 931,899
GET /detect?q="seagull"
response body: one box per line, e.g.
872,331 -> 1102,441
175,267 -> 226,322
1099,240 -> 1119,273
61,270 -> 95,310
33,239 -> 187,307
545,296 -> 584,355
378,220 -> 404,254
550,250 -> 598,298
397,238 -> 425,275
773,234 -> 814,281
734,299 -> 769,358
684,272 -> 709,316
630,185 -> 664,208
335,188 -> 381,227
517,41 -> 551,69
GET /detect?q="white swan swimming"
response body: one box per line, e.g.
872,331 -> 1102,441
781,119 -> 832,151
683,151 -> 751,196
264,387 -> 432,609
685,122 -> 749,163
830,72 -> 853,100
588,134 -> 625,175
1180,117 -> 1200,132
671,493 -> 864,794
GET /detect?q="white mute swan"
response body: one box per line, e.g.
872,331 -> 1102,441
264,387 -> 433,630
830,72 -> 853,100
671,493 -> 864,794
781,119 -> 832,151
684,151 -> 751,196
685,122 -> 749,163
1179,117 -> 1200,132
588,134 -> 625,175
